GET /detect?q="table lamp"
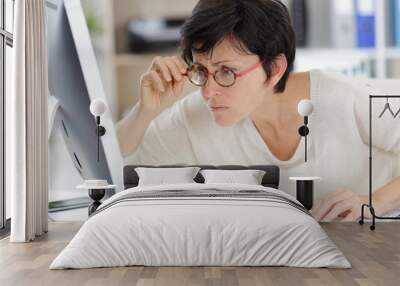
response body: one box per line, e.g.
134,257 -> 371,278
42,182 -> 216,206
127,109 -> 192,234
90,98 -> 107,162
297,99 -> 314,162
289,99 -> 320,210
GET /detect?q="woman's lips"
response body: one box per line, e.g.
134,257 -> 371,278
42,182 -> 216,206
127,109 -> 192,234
210,106 -> 228,112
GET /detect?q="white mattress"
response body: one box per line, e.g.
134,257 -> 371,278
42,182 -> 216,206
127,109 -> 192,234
49,183 -> 351,269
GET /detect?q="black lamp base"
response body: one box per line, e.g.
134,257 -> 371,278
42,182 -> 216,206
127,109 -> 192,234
296,180 -> 314,210
88,188 -> 105,216
290,176 -> 320,211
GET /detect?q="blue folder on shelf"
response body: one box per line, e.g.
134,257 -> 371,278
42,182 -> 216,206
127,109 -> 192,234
394,0 -> 400,47
355,0 -> 376,48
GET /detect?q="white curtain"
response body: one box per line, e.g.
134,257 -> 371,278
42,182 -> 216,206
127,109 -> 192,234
7,0 -> 48,242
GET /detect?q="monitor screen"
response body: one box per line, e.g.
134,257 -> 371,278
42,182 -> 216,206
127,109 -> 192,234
46,0 -> 123,205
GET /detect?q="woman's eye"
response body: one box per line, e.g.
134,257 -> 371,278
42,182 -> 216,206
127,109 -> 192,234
220,67 -> 233,77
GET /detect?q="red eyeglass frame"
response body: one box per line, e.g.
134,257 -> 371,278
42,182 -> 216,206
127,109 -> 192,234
183,60 -> 265,87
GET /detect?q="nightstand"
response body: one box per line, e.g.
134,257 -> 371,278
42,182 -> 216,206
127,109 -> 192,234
77,182 -> 116,216
289,176 -> 321,210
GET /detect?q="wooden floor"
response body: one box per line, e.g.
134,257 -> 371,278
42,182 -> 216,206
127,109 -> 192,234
0,222 -> 400,286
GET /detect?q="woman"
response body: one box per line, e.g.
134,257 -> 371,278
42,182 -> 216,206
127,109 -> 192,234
116,0 -> 400,222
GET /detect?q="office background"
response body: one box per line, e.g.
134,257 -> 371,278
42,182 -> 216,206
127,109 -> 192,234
80,0 -> 400,123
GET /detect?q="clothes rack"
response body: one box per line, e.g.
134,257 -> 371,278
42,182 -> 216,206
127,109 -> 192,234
359,95 -> 400,230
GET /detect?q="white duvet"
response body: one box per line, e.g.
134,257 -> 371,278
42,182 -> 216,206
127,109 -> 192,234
49,183 -> 351,269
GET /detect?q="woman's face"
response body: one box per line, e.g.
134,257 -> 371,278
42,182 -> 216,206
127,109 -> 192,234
192,38 -> 273,126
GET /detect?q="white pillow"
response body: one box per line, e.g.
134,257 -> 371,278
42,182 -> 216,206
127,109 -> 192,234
135,167 -> 201,186
200,169 -> 266,185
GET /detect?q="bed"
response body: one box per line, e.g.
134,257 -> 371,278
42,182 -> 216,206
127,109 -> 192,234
49,164 -> 351,269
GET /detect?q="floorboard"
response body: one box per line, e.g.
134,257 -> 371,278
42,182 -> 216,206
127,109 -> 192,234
0,222 -> 399,286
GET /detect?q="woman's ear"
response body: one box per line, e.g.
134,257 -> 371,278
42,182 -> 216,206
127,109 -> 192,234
271,54 -> 288,86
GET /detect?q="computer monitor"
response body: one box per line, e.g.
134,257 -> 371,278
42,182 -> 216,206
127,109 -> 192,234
46,0 -> 123,202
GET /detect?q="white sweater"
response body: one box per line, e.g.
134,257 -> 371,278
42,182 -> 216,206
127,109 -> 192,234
125,69 -> 400,201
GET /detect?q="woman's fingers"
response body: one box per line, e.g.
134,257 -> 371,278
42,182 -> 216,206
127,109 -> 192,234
151,71 -> 167,93
171,56 -> 188,74
149,56 -> 189,97
141,70 -> 165,93
163,57 -> 188,97
321,200 -> 353,222
152,56 -> 187,83
311,189 -> 353,221
310,189 -> 367,222
339,209 -> 361,222
140,55 -> 189,117
164,57 -> 183,81
151,56 -> 172,82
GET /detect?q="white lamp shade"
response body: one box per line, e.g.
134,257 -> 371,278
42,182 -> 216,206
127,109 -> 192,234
90,98 -> 107,117
297,99 -> 314,116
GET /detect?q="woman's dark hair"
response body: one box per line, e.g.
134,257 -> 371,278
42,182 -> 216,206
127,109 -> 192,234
180,0 -> 296,93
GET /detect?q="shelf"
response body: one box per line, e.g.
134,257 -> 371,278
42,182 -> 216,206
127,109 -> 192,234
113,50 -> 181,68
113,47 -> 400,69
385,48 -> 400,59
297,47 -> 400,59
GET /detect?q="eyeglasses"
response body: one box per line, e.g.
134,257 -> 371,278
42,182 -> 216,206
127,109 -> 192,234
183,60 -> 264,88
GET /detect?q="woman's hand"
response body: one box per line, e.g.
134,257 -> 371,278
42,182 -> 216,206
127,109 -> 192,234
310,188 -> 376,222
139,55 -> 188,118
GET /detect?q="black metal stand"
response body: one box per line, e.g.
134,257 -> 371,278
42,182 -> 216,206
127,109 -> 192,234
298,116 -> 310,162
95,116 -> 106,162
88,188 -> 105,216
359,95 -> 400,230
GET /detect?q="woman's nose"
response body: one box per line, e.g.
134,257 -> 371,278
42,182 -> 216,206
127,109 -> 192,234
202,76 -> 222,100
